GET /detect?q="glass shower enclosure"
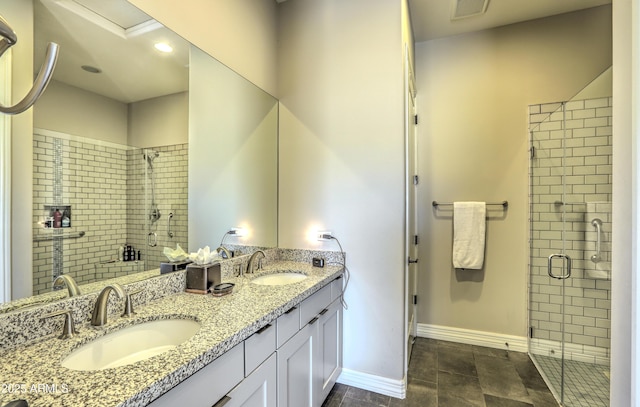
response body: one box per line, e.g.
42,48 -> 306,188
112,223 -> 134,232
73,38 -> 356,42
528,68 -> 612,406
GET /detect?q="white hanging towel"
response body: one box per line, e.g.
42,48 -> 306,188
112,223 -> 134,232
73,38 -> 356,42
452,202 -> 486,269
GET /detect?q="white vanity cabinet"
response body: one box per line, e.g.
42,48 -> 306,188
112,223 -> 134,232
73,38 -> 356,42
147,342 -> 245,407
147,275 -> 342,407
148,326 -> 278,407
225,353 -> 277,407
276,321 -> 318,407
317,296 -> 343,404
277,277 -> 344,407
226,323 -> 277,407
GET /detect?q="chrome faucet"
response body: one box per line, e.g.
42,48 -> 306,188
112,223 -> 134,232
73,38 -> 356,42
246,250 -> 266,274
217,246 -> 232,259
53,274 -> 81,297
91,283 -> 125,326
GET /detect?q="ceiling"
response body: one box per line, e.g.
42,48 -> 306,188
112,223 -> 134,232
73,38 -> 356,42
35,0 -> 613,102
408,0 -> 612,43
35,0 -> 189,104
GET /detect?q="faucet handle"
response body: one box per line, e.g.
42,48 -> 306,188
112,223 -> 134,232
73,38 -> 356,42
121,289 -> 143,318
43,310 -> 78,339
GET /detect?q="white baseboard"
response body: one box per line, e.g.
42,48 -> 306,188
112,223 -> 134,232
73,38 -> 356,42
417,323 -> 529,353
335,324 -> 533,400
337,368 -> 406,399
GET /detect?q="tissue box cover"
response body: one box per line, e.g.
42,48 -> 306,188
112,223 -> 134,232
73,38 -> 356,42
186,263 -> 221,293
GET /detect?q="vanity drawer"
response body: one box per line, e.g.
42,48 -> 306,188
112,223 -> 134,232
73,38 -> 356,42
148,342 -> 244,407
299,284 -> 331,326
245,323 -> 276,376
331,275 -> 344,302
277,305 -> 300,348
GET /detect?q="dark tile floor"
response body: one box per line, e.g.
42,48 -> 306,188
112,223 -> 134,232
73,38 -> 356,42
322,338 -> 559,407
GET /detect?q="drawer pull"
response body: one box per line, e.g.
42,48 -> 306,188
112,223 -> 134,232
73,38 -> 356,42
284,306 -> 298,314
308,316 -> 319,325
334,275 -> 343,280
212,395 -> 231,407
319,308 -> 329,315
256,324 -> 272,334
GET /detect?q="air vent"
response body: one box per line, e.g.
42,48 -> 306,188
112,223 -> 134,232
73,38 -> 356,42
451,0 -> 489,20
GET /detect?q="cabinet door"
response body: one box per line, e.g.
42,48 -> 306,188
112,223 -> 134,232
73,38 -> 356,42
316,299 -> 343,407
277,322 -> 317,407
225,353 -> 276,407
245,323 -> 276,376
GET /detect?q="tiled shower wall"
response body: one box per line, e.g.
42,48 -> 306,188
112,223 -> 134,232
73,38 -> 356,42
32,133 -> 188,295
33,133 -> 129,294
529,97 -> 612,365
126,144 -> 189,269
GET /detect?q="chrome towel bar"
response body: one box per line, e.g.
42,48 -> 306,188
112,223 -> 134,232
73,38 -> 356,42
33,231 -> 85,242
432,200 -> 508,208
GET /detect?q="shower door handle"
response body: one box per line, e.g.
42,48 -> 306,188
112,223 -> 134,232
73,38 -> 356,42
147,232 -> 157,247
547,253 -> 572,280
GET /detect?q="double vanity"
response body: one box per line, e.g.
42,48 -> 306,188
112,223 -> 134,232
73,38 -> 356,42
0,249 -> 344,407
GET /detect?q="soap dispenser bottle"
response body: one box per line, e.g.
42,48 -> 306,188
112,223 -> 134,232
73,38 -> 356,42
53,208 -> 62,228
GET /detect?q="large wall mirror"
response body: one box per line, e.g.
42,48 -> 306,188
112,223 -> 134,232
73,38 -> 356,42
2,0 -> 277,310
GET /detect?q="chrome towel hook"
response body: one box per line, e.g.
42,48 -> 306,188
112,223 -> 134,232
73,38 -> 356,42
0,14 -> 59,115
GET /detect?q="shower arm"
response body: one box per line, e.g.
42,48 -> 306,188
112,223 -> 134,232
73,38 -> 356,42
0,15 -> 59,115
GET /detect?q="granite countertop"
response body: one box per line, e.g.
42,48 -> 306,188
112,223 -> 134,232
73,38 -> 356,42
0,261 -> 343,407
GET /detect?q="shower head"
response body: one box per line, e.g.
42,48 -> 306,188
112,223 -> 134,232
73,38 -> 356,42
143,150 -> 159,165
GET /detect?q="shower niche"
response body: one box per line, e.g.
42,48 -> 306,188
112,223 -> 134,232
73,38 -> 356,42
41,205 -> 72,228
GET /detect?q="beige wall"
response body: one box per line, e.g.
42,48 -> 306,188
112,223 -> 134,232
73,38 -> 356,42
574,67 -> 612,100
34,81 -> 128,144
278,0 -> 407,383
35,82 -> 189,148
189,46 -> 278,250
5,0 -> 34,300
611,0 -> 633,404
129,0 -> 409,387
128,92 -> 188,148
415,6 -> 612,337
127,0 -> 278,98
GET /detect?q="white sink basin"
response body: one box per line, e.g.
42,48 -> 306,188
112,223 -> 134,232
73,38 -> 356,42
251,272 -> 307,286
62,319 -> 200,371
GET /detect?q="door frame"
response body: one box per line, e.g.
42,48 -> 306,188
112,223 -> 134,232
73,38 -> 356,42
403,43 -> 418,374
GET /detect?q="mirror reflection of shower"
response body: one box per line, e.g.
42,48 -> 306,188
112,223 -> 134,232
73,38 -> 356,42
144,149 -> 160,247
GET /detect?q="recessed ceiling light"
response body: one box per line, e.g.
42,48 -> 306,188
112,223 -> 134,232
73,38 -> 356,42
154,42 -> 173,53
81,65 -> 102,74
